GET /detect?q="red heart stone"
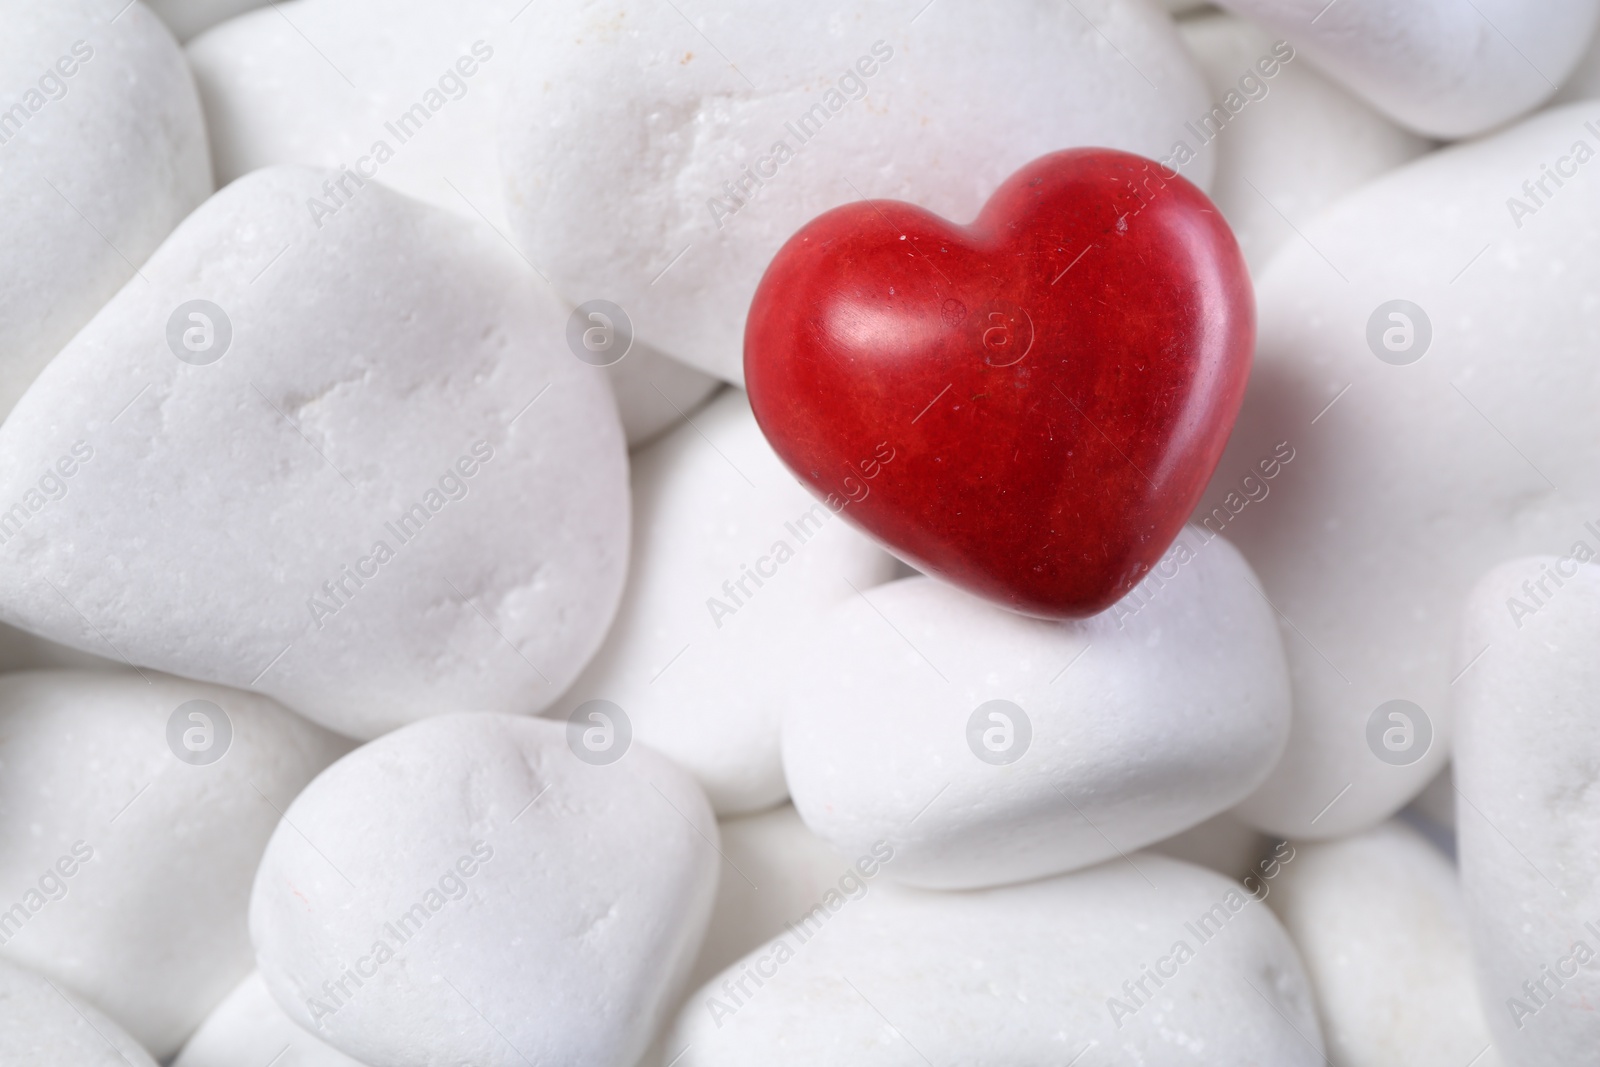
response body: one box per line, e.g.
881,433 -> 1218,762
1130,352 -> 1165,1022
744,148 -> 1253,619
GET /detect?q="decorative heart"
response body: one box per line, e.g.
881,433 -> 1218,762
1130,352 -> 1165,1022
745,148 -> 1253,618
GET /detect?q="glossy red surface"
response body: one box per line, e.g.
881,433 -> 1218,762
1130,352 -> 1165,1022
744,148 -> 1254,619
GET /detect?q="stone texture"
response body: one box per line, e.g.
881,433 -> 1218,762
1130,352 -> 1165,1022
0,165 -> 628,740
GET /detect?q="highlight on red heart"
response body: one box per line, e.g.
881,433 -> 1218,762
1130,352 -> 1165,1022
744,147 -> 1255,619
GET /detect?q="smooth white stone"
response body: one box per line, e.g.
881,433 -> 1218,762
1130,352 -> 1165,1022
1268,821 -> 1501,1067
186,0 -> 718,446
0,0 -> 210,420
0,165 -> 628,740
1178,13 -> 1431,273
501,0 -> 1213,385
1214,101 -> 1600,838
668,854 -> 1324,1065
783,528 -> 1291,889
0,957 -> 158,1067
1210,0 -> 1600,137
558,389 -> 896,814
174,971 -> 366,1067
250,713 -> 719,1067
0,670 -> 346,1059
189,0 -> 514,232
1456,557 -> 1600,1066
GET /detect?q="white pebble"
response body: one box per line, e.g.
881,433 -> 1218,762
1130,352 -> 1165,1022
250,713 -> 719,1067
0,165 -> 628,740
1267,821 -> 1500,1067
0,670 -> 346,1059
1215,101 -> 1600,838
1211,0 -> 1599,137
174,971 -> 365,1067
783,529 -> 1290,889
501,0 -> 1213,384
0,0 -> 209,419
0,957 -> 158,1067
667,854 -> 1324,1065
560,389 -> 895,813
189,0 -> 516,233
1456,557 -> 1600,1065
186,0 -> 718,446
1178,12 -> 1430,273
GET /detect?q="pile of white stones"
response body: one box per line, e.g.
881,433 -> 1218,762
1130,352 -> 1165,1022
2,1 -> 1598,1064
